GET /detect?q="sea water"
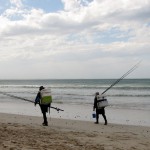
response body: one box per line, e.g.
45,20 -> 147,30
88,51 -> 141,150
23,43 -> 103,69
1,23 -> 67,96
0,79 -> 150,126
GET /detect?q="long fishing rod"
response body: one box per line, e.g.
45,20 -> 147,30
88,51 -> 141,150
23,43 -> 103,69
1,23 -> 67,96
0,91 -> 64,112
101,61 -> 141,95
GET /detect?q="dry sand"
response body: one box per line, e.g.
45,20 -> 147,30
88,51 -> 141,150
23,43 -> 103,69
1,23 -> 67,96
0,113 -> 150,150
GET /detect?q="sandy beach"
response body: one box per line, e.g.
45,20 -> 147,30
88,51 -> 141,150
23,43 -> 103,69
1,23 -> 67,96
0,113 -> 150,150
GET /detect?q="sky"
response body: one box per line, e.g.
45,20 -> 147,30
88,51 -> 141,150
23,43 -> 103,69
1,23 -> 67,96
0,0 -> 150,79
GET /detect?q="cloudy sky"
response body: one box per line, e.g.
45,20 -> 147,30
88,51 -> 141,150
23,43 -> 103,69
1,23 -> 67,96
0,0 -> 150,79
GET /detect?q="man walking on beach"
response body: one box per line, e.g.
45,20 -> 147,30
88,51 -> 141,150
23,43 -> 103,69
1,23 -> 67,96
93,92 -> 107,125
35,86 -> 52,126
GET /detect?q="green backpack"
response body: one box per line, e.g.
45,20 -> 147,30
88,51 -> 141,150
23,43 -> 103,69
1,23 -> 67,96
40,89 -> 52,105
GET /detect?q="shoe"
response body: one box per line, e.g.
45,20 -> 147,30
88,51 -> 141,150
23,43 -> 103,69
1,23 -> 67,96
94,122 -> 99,124
104,122 -> 107,125
42,123 -> 48,126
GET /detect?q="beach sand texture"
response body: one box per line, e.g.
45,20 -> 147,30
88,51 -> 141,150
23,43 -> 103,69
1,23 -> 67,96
0,113 -> 150,150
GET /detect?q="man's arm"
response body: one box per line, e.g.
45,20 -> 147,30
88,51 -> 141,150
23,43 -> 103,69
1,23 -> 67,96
34,92 -> 40,106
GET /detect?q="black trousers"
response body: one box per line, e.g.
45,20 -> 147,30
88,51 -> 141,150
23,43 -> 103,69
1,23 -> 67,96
40,104 -> 50,124
96,108 -> 107,123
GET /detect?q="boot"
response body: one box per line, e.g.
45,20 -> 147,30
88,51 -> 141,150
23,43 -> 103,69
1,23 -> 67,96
42,122 -> 48,126
104,120 -> 107,125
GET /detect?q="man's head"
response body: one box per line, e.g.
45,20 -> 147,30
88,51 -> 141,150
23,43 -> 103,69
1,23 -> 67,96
39,86 -> 44,91
95,92 -> 99,96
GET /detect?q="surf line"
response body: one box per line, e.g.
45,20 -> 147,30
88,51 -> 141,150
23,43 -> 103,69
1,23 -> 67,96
0,91 -> 64,112
101,60 -> 141,95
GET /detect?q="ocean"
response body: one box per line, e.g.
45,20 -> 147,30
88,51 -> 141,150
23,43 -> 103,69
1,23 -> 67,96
0,79 -> 150,126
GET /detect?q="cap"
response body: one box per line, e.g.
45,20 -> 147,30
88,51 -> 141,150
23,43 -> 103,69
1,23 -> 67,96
39,86 -> 44,91
95,92 -> 99,95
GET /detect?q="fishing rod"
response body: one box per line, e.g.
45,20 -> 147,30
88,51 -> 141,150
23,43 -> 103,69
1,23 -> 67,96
101,61 -> 141,95
0,91 -> 64,112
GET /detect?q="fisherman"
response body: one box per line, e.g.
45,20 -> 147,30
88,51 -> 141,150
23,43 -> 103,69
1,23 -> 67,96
93,92 -> 107,125
35,86 -> 52,126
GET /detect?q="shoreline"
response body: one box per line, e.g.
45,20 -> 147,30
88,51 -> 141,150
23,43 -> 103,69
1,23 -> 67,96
0,101 -> 150,127
0,112 -> 150,150
0,112 -> 150,129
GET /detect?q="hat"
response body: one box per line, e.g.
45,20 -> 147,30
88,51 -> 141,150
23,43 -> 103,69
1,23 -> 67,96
39,86 -> 44,91
95,92 -> 99,95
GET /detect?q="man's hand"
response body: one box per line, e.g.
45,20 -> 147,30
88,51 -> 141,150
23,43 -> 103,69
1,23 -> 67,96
34,102 -> 37,106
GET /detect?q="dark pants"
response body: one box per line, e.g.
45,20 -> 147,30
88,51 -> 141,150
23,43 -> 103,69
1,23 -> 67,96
96,108 -> 107,124
40,104 -> 50,124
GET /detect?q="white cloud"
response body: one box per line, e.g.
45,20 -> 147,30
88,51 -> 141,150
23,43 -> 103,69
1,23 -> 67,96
0,0 -> 150,78
10,0 -> 23,8
61,0 -> 81,11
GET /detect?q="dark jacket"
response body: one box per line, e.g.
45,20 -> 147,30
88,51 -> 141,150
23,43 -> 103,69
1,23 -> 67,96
35,92 -> 41,104
94,96 -> 97,109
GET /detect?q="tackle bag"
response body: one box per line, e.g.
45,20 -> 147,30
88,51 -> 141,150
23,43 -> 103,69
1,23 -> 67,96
96,95 -> 109,109
40,89 -> 52,105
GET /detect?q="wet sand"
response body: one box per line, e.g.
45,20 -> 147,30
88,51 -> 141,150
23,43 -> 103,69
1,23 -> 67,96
0,113 -> 150,150
0,102 -> 150,127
